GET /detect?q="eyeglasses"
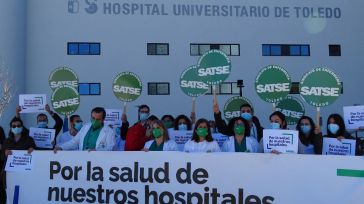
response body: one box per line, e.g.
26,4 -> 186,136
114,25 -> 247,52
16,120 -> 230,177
12,125 -> 22,128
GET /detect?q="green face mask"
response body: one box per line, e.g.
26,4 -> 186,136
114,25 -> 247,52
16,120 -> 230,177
234,125 -> 245,136
91,119 -> 102,129
152,128 -> 163,138
163,121 -> 173,129
196,128 -> 208,138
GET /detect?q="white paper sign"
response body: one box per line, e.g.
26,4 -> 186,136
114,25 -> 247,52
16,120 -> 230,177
5,151 -> 33,172
168,130 -> 228,151
343,105 -> 364,130
322,137 -> 356,156
104,109 -> 122,127
263,129 -> 299,154
29,127 -> 55,149
19,94 -> 46,113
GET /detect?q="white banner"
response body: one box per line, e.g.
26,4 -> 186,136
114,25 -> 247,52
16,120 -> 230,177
29,127 -> 55,149
6,151 -> 364,204
104,109 -> 122,127
168,130 -> 228,151
263,129 -> 298,154
19,94 -> 46,113
5,151 -> 33,172
343,105 -> 364,130
322,137 -> 356,156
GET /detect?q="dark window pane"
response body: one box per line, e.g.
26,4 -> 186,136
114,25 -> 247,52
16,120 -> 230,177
262,44 -> 270,56
281,45 -> 290,56
190,44 -> 199,56
301,45 -> 310,56
90,83 -> 100,95
79,83 -> 90,95
271,45 -> 281,56
147,44 -> 156,55
290,45 -> 300,56
90,43 -> 100,55
148,83 -> 157,95
210,44 -> 220,50
157,44 -> 168,55
329,44 -> 341,56
157,83 -> 169,95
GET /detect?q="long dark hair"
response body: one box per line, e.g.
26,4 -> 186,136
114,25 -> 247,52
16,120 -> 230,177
173,114 -> 192,130
269,111 -> 287,129
326,113 -> 346,137
8,117 -> 28,138
152,120 -> 170,141
296,116 -> 315,146
228,117 -> 251,137
192,118 -> 213,142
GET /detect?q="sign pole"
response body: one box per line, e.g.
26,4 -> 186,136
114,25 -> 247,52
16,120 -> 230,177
316,107 -> 321,126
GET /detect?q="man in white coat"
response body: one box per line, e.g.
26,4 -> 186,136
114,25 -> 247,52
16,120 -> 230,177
54,107 -> 115,151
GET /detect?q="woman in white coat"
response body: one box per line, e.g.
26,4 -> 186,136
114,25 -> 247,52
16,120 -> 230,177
222,117 -> 259,153
143,120 -> 178,151
184,118 -> 220,153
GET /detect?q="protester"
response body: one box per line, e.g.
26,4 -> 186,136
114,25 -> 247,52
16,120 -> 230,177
222,117 -> 259,153
296,116 -> 323,154
56,114 -> 83,146
161,115 -> 174,129
54,107 -> 115,151
142,120 -> 178,151
183,118 -> 221,152
213,102 -> 263,142
173,114 -> 193,131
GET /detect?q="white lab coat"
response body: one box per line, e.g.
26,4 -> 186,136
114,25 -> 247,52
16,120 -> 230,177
183,139 -> 221,153
144,139 -> 178,151
59,123 -> 115,151
56,131 -> 73,146
222,136 -> 259,153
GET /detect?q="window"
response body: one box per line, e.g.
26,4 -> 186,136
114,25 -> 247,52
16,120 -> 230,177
205,82 -> 240,95
262,44 -> 310,56
78,83 -> 101,95
148,82 -> 170,95
147,43 -> 169,55
329,44 -> 341,56
68,42 -> 101,55
190,44 -> 240,56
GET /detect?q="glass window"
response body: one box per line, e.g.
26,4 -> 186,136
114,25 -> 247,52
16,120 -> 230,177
290,45 -> 300,56
190,44 -> 199,56
199,44 -> 210,55
89,43 -> 100,55
148,83 -> 157,95
231,44 -> 240,56
147,44 -> 156,55
157,83 -> 169,95
220,45 -> 231,56
90,83 -> 101,95
301,45 -> 310,56
68,43 -> 79,55
270,45 -> 281,56
79,43 -> 90,55
220,83 -> 231,94
262,44 -> 270,56
157,44 -> 168,55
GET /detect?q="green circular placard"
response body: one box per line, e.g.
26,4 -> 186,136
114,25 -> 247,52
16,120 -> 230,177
255,65 -> 291,103
49,67 -> 79,91
197,49 -> 231,85
276,96 -> 305,125
180,65 -> 209,97
112,72 -> 142,102
299,67 -> 341,107
51,85 -> 80,116
223,96 -> 253,121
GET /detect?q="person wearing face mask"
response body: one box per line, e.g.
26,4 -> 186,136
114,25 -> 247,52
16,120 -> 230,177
142,120 -> 178,151
161,115 -> 175,130
258,111 -> 287,153
1,117 -> 36,203
183,118 -> 221,153
213,102 -> 264,142
222,117 -> 259,153
124,105 -> 159,151
54,107 -> 115,151
173,114 -> 193,131
56,115 -> 83,146
15,104 -> 63,148
296,116 -> 323,154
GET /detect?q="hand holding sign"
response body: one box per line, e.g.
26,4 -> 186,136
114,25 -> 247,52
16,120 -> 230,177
113,71 -> 142,114
299,67 -> 341,125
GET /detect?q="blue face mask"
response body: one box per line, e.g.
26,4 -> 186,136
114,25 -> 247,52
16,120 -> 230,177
139,113 -> 149,121
300,125 -> 311,135
241,112 -> 253,121
178,124 -> 188,131
271,122 -> 280,129
74,122 -> 83,131
328,124 -> 339,134
38,121 -> 48,128
12,127 -> 23,135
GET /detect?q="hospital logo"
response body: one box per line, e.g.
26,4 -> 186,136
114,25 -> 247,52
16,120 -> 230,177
68,0 -> 98,14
